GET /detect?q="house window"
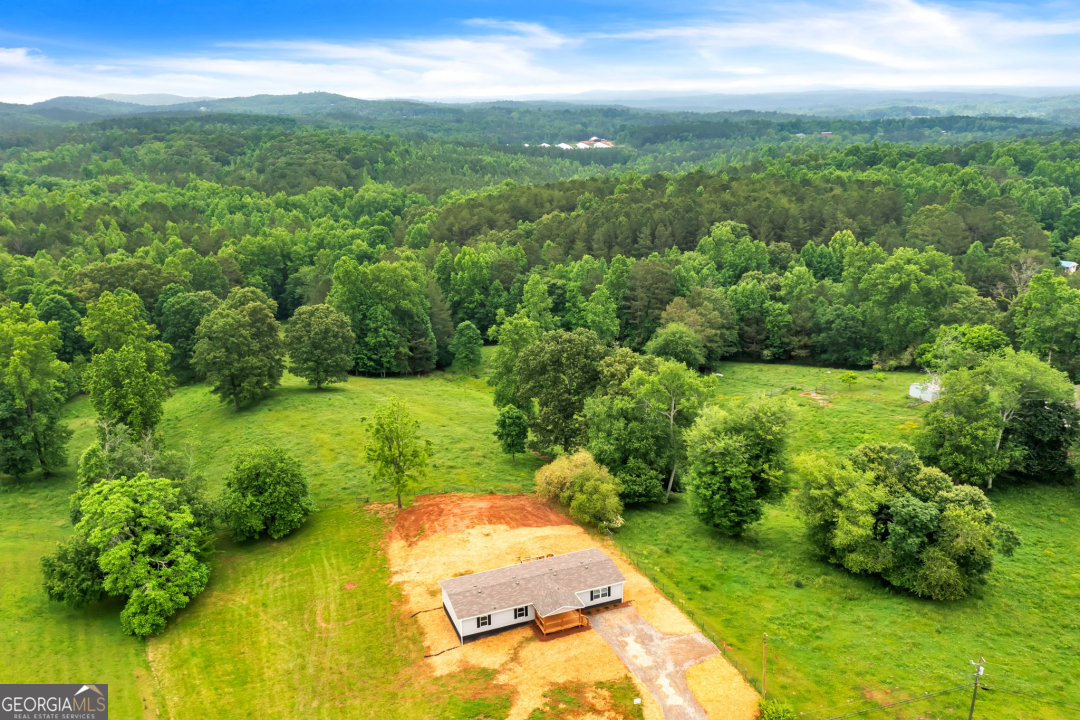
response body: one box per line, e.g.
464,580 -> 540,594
477,615 -> 491,628
590,586 -> 612,602
514,606 -> 529,619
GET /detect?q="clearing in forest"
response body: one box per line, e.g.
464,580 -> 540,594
385,493 -> 759,720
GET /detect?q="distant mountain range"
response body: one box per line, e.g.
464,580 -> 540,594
2,89 -> 1079,133
97,93 -> 216,106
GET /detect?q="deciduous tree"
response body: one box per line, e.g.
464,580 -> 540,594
285,304 -> 355,389
73,473 -> 211,636
449,320 -> 482,375
365,396 -> 432,508
684,398 -> 791,535
517,329 -> 607,452
192,287 -> 285,410
493,405 -> 529,461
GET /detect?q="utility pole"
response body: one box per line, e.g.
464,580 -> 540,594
762,633 -> 768,698
967,654 -> 984,720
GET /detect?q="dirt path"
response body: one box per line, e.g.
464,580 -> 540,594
591,607 -> 718,720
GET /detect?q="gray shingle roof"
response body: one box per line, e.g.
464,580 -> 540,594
439,547 -> 625,619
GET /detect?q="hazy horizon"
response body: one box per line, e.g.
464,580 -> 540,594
3,0 -> 1080,104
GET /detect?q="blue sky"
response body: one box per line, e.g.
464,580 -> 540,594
2,0 -> 1080,103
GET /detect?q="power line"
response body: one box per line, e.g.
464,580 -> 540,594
981,685 -> 1080,711
818,684 -> 970,720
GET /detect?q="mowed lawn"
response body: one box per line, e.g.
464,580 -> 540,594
617,362 -> 1080,719
0,362 -> 537,719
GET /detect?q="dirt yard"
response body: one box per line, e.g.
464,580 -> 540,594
384,493 -> 759,720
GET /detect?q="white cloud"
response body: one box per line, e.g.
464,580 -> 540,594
1,0 -> 1079,103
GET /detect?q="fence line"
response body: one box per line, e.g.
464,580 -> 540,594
616,543 -> 759,691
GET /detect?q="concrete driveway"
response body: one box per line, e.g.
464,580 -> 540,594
590,607 -> 720,719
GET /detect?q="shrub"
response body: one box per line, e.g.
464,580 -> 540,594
758,699 -> 797,720
534,450 -> 624,530
218,446 -> 316,541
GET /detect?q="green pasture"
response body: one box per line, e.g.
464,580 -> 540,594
0,366 -> 536,719
618,362 -> 1080,719
2,359 -> 1078,719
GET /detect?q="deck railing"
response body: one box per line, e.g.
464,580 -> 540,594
535,610 -> 588,634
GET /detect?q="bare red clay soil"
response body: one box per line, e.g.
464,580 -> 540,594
392,493 -> 573,543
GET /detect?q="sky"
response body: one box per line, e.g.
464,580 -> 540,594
2,0 -> 1080,104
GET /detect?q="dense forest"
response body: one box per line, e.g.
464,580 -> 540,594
2,118 -> 1080,371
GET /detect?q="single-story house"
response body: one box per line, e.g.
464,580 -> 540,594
909,381 -> 941,403
1061,260 -> 1077,274
439,548 -> 626,644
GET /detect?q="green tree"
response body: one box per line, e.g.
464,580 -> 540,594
517,329 -> 607,452
797,444 -> 1019,600
85,339 -> 172,436
660,288 -> 739,366
584,349 -> 667,504
917,368 -> 1013,487
916,323 -> 1010,376
644,322 -> 706,369
156,289 -> 219,380
684,398 -> 791,535
79,290 -> 154,354
218,446 -> 316,541
583,284 -> 620,344
626,359 -> 714,501
450,246 -> 491,328
1005,399 -> 1080,483
365,396 -> 433,508
1013,270 -> 1080,377
0,302 -> 72,476
493,405 -> 529,461
488,310 -> 541,409
975,349 -> 1073,486
327,258 -> 436,376
40,534 -> 106,609
522,274 -> 555,330
192,287 -> 285,410
285,304 -> 355,389
74,473 -> 211,636
36,294 -> 89,362
449,320 -> 483,375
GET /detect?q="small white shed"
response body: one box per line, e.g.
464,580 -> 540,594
439,548 -> 625,644
909,381 -> 941,403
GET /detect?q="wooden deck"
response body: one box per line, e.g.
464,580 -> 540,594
534,609 -> 589,635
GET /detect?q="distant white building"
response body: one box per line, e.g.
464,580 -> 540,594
1061,260 -> 1077,274
909,381 -> 941,403
556,143 -> 574,150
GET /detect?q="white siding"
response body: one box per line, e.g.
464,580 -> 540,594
443,589 -> 463,639
461,604 -> 533,637
576,581 -> 624,607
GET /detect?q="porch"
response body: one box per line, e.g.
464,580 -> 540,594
534,609 -> 589,635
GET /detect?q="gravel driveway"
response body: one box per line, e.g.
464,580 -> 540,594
590,607 -> 720,719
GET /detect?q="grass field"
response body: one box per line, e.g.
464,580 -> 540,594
2,358 -> 1079,719
617,362 -> 1080,719
0,364 -> 538,719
